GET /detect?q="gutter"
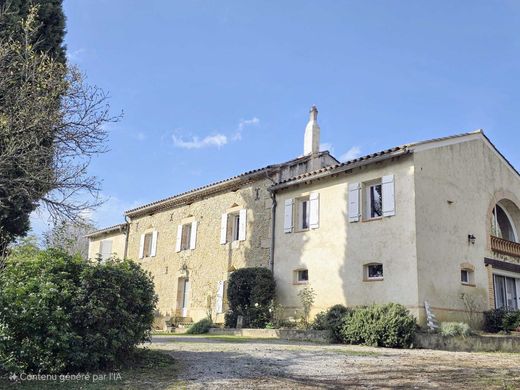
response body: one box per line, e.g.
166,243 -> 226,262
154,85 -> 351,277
264,171 -> 278,274
123,216 -> 130,260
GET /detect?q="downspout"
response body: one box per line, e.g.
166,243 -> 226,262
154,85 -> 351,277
265,171 -> 277,274
123,215 -> 130,260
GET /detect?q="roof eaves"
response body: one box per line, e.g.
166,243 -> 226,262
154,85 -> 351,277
85,223 -> 128,238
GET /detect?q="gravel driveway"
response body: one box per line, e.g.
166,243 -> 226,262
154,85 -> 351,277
150,335 -> 520,389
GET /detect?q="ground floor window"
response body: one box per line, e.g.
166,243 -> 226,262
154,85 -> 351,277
364,263 -> 383,280
494,274 -> 520,310
294,269 -> 309,284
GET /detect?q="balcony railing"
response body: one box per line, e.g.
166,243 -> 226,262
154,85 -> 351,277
491,235 -> 520,258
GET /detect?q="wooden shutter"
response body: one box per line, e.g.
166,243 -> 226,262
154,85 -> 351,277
138,234 -> 145,259
238,209 -> 247,241
190,221 -> 197,249
348,183 -> 361,222
151,230 -> 158,257
309,192 -> 320,229
284,199 -> 294,233
382,175 -> 396,217
175,225 -> 183,252
220,214 -> 228,244
215,280 -> 225,314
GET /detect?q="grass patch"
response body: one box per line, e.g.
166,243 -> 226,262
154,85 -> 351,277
0,348 -> 178,389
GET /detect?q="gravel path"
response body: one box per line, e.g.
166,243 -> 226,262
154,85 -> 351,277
150,335 -> 520,389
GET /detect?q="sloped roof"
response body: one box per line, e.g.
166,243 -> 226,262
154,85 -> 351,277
271,130 -> 484,190
125,151 -> 336,217
85,223 -> 128,238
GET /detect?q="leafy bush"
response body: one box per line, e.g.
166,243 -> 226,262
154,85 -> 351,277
340,303 -> 416,348
440,322 -> 472,337
186,318 -> 213,334
0,248 -> 157,374
312,304 -> 352,342
225,268 -> 275,329
502,311 -> 520,332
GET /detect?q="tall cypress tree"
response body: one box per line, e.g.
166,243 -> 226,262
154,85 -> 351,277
0,0 -> 66,63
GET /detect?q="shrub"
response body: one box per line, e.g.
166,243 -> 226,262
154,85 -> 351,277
186,318 -> 213,334
298,286 -> 316,329
483,308 -> 509,333
312,304 -> 352,342
225,268 -> 275,329
440,322 -> 472,337
0,248 -> 157,374
502,311 -> 520,333
340,303 -> 416,348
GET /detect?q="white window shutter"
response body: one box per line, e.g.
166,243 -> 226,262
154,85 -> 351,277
151,230 -> 158,257
189,221 -> 197,249
238,209 -> 247,241
348,182 -> 361,222
215,280 -> 225,314
309,192 -> 320,229
220,214 -> 228,244
284,199 -> 294,233
175,224 -> 183,252
382,174 -> 396,217
138,234 -> 145,259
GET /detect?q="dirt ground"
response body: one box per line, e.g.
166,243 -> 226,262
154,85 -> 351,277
150,335 -> 520,389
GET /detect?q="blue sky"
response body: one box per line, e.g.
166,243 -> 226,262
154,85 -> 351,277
31,1 -> 520,233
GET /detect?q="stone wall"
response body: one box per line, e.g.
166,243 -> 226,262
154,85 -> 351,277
126,178 -> 274,324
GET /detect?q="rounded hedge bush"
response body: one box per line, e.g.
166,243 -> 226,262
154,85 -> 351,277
340,303 -> 416,348
312,304 -> 352,342
186,318 -> 213,334
225,267 -> 275,328
0,248 -> 157,374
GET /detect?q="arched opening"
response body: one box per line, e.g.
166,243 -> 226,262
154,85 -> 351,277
491,202 -> 518,243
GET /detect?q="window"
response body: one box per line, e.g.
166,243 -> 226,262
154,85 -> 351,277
460,269 -> 474,285
99,240 -> 112,261
143,233 -> 153,257
492,204 -> 518,242
296,196 -> 310,231
227,212 -> 241,242
364,181 -> 383,220
295,269 -> 309,284
365,263 -> 383,280
180,223 -> 192,251
494,275 -> 519,310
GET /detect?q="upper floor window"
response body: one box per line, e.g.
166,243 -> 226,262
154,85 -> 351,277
176,220 -> 198,252
283,192 -> 319,233
139,231 -> 158,259
348,175 -> 395,223
364,180 -> 383,220
220,209 -> 247,244
492,204 -> 518,243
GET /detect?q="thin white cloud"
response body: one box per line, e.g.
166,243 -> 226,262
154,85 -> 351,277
340,146 -> 362,162
173,117 -> 260,149
66,48 -> 86,63
320,143 -> 333,153
172,134 -> 228,149
233,117 -> 260,140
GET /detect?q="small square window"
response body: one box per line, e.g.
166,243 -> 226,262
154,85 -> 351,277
295,269 -> 309,283
365,263 -> 383,280
461,269 -> 474,285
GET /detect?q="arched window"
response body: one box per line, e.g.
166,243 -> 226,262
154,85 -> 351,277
492,204 -> 518,242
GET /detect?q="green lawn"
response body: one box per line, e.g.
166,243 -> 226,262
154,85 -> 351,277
0,349 -> 179,389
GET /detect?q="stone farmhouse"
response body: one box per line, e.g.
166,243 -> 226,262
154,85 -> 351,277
88,107 -> 520,327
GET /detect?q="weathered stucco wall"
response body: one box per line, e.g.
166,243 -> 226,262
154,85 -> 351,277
87,231 -> 127,260
414,137 -> 520,324
273,155 -> 420,320
126,178 -> 273,325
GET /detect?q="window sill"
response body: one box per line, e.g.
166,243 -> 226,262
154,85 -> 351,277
293,228 -> 310,234
362,217 -> 383,223
364,277 -> 384,282
293,281 -> 309,285
461,282 -> 476,287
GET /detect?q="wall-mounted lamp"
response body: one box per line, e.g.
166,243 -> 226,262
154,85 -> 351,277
468,234 -> 476,245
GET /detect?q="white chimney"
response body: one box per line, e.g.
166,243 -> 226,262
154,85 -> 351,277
304,105 -> 320,156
